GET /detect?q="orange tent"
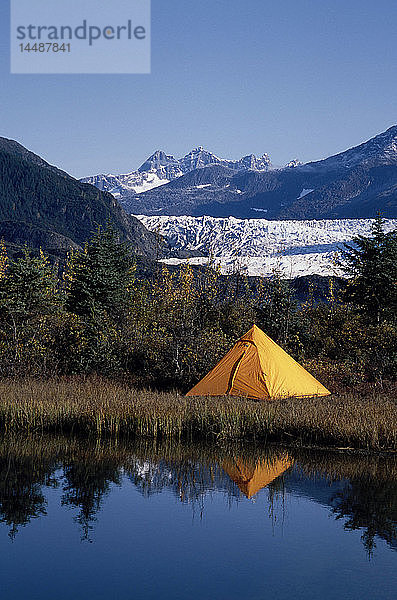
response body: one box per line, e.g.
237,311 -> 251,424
223,455 -> 293,499
186,324 -> 330,399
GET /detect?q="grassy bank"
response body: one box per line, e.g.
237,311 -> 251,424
0,378 -> 396,450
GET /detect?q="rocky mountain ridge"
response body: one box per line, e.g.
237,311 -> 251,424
81,147 -> 274,200
84,126 -> 397,220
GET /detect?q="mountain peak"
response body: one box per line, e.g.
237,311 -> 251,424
184,147 -> 218,158
285,159 -> 302,168
150,149 -> 167,158
138,150 -> 178,173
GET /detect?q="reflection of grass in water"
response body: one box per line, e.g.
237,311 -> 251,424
0,433 -> 286,467
290,448 -> 397,482
0,378 -> 397,450
0,433 -> 396,484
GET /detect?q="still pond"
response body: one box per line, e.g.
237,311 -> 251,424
0,434 -> 396,599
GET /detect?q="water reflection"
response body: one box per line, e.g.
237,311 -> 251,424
0,439 -> 58,539
61,455 -> 122,540
223,455 -> 293,499
0,434 -> 396,555
331,477 -> 397,555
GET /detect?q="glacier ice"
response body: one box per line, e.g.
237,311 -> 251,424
134,215 -> 397,278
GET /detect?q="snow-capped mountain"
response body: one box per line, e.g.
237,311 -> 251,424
134,215 -> 397,278
82,126 -> 397,220
81,147 -> 273,200
114,126 -> 397,219
81,154 -> 176,199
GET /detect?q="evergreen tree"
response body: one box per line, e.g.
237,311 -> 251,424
0,247 -> 60,319
0,246 -> 62,374
66,223 -> 134,321
340,216 -> 397,323
255,270 -> 295,346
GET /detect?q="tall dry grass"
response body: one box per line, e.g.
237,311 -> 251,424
0,377 -> 396,450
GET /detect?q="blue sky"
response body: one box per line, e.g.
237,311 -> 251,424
0,0 -> 396,178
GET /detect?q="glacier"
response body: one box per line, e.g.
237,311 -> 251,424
134,215 -> 397,278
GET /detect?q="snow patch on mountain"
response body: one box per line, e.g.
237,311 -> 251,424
285,159 -> 303,168
81,170 -> 173,196
297,188 -> 314,200
134,215 -> 397,278
132,173 -> 171,194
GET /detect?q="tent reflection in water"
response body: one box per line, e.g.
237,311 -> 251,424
223,455 -> 293,499
186,325 -> 330,400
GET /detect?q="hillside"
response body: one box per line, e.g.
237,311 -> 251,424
0,137 -> 158,257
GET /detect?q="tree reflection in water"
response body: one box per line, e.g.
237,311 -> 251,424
0,437 -> 59,539
331,478 -> 397,556
293,450 -> 397,557
0,434 -> 396,555
61,459 -> 123,541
